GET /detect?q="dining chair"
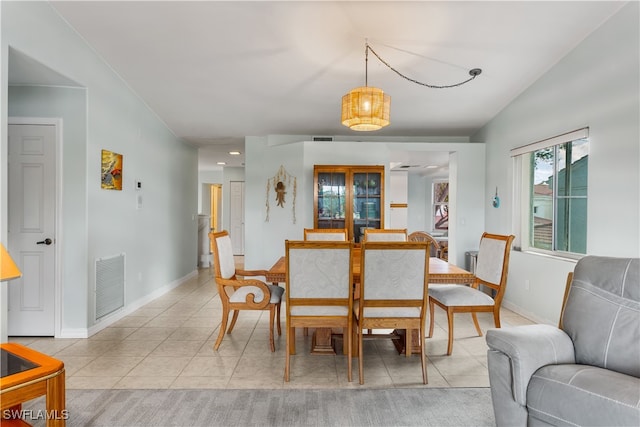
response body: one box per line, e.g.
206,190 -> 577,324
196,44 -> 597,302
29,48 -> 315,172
285,240 -> 354,382
428,232 -> 515,355
362,228 -> 407,242
408,231 -> 442,259
355,241 -> 430,385
210,230 -> 283,352
300,228 -> 349,336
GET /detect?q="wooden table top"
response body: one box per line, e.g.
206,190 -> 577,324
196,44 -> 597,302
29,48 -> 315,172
1,343 -> 65,393
266,248 -> 474,285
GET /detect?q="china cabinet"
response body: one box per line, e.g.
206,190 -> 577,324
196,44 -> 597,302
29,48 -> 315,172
313,165 -> 385,242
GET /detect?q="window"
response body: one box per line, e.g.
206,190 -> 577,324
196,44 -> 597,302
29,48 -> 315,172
512,129 -> 589,256
432,181 -> 449,230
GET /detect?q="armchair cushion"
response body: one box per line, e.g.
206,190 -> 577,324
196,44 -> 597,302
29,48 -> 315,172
486,324 -> 575,405
528,364 -> 640,426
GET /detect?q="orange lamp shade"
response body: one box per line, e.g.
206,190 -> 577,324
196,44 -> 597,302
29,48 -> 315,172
341,86 -> 390,131
1,243 -> 22,281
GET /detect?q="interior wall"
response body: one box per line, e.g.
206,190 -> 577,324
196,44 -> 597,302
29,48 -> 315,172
1,2 -> 199,337
472,1 -> 640,324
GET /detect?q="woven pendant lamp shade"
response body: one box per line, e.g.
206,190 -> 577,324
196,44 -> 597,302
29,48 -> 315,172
341,86 -> 390,131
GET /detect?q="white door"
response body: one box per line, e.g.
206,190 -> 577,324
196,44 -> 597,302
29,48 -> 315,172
8,124 -> 57,336
229,181 -> 244,255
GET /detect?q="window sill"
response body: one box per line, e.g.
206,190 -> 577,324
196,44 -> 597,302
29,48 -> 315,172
513,247 -> 582,264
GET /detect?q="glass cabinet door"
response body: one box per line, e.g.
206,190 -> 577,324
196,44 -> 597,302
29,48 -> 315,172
316,171 -> 346,229
352,171 -> 382,242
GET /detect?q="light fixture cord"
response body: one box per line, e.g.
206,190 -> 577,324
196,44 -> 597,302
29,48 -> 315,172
366,42 -> 480,89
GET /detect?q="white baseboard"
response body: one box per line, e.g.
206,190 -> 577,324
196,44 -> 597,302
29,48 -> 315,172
57,269 -> 198,339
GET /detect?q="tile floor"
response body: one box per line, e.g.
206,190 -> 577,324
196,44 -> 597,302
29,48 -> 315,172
10,267 -> 535,390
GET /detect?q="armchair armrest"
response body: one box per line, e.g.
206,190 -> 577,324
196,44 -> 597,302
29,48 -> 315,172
486,324 -> 575,405
217,277 -> 273,309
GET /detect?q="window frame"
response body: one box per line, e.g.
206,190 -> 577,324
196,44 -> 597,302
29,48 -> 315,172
432,180 -> 449,231
511,128 -> 589,259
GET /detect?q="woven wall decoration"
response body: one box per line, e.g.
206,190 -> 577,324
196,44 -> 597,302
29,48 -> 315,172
265,165 -> 297,224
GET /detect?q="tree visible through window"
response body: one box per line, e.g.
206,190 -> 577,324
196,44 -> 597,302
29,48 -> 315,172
433,181 -> 449,230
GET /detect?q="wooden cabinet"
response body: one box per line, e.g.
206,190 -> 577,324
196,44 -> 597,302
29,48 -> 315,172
313,165 -> 384,242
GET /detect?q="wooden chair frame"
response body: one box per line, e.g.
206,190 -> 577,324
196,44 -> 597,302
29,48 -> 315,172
428,232 -> 515,355
210,230 -> 282,352
408,231 -> 443,259
285,240 -> 354,382
355,241 -> 430,385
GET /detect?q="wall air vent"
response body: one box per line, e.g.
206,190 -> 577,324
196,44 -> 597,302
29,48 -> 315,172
95,253 -> 125,321
312,136 -> 334,142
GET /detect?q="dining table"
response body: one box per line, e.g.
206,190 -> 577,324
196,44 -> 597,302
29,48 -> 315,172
266,247 -> 475,355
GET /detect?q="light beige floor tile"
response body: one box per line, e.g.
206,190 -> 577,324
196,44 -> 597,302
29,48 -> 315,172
111,316 -> 150,328
125,327 -> 177,341
127,356 -> 192,377
429,355 -> 487,377
89,327 -> 137,341
102,340 -> 163,357
144,316 -> 189,328
166,327 -> 214,341
55,340 -> 121,357
150,340 -> 204,357
226,376 -> 284,389
179,356 -> 238,377
21,338 -> 79,355
56,355 -> 96,376
73,356 -> 143,377
66,376 -> 122,389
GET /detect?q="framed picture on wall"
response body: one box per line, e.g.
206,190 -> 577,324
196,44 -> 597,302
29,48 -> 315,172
101,149 -> 123,190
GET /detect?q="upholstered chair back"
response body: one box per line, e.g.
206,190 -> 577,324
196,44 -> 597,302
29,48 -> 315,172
213,232 -> 236,279
363,229 -> 408,242
363,245 -> 427,301
288,245 -> 351,300
561,256 -> 640,377
475,236 -> 509,285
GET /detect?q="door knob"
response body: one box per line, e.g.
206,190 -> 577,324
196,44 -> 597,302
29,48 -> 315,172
36,238 -> 53,245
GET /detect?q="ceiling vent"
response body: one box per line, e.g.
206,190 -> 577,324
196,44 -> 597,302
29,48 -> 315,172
312,136 -> 334,142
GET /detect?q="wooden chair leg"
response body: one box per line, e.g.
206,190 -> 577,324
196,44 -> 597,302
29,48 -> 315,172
446,308 -> 455,356
405,328 -> 411,358
214,308 -> 229,350
285,323 -> 291,381
289,326 -> 296,355
428,299 -> 436,338
347,320 -> 352,383
269,306 -> 275,352
358,323 -> 364,385
471,312 -> 483,337
276,303 -> 282,335
420,325 -> 428,384
493,307 -> 501,328
227,310 -> 239,333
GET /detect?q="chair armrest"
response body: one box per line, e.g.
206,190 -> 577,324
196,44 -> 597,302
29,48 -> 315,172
486,325 -> 575,405
217,277 -> 273,309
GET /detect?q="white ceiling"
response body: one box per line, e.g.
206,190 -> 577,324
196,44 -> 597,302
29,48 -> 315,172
11,1 -> 625,170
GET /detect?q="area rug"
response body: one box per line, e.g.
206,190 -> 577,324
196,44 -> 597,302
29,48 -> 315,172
23,387 -> 494,427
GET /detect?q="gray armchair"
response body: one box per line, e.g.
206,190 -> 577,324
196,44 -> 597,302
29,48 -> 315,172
486,256 -> 640,426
